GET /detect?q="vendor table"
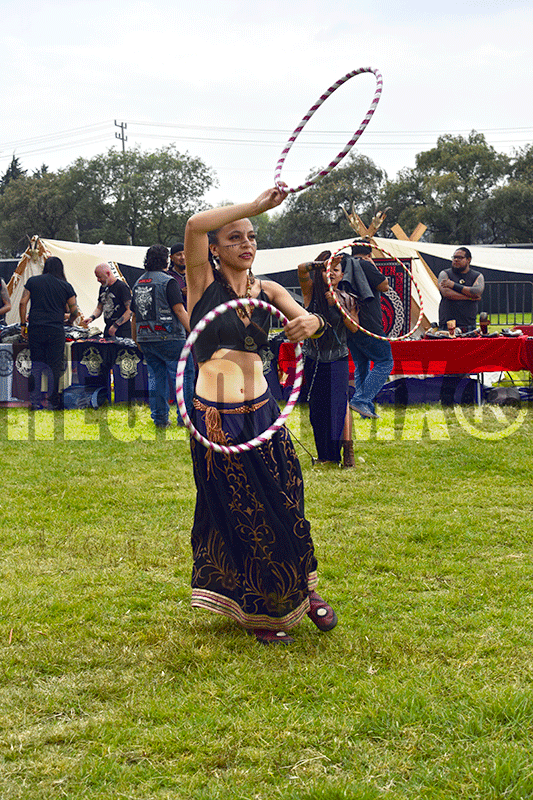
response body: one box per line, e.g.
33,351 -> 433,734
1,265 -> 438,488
277,335 -> 533,384
390,335 -> 533,376
7,339 -> 148,404
70,340 -> 148,403
10,342 -> 73,402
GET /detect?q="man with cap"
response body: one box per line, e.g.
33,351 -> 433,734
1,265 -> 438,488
168,243 -> 187,306
168,242 -> 195,417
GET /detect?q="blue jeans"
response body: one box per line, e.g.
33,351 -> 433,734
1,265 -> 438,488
347,330 -> 393,410
141,340 -> 194,425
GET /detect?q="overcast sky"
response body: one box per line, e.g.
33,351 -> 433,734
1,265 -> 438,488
1,0 -> 532,210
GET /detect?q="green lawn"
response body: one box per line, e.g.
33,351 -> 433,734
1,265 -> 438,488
1,402 -> 533,800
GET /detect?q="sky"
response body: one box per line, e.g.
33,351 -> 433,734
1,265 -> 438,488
1,0 -> 532,211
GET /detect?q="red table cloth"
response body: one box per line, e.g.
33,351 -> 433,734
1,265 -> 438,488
277,336 -> 533,383
390,335 -> 533,375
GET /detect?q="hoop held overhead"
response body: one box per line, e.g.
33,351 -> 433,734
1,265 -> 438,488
274,67 -> 383,194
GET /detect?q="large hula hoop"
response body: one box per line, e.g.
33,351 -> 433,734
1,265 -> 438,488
274,67 -> 383,194
326,243 -> 424,342
176,297 -> 303,453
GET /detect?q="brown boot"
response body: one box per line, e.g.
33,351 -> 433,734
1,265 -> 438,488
341,439 -> 355,468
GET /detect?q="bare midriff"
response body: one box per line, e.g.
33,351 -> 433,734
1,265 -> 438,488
196,349 -> 268,403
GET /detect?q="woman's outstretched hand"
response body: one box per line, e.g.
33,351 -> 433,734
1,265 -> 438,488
284,313 -> 321,342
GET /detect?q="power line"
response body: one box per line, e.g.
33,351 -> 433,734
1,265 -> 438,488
2,120 -> 533,154
128,120 -> 533,136
134,131 -> 533,149
0,122 -> 111,150
1,119 -> 532,172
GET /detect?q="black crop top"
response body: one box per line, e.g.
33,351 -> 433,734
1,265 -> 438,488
190,279 -> 271,363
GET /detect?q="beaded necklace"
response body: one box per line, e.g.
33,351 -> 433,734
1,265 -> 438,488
236,272 -> 253,321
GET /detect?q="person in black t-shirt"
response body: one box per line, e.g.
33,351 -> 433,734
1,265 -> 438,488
298,252 -> 358,467
19,256 -> 80,409
84,263 -> 132,338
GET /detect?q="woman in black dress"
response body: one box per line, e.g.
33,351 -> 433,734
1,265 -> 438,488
184,186 -> 338,645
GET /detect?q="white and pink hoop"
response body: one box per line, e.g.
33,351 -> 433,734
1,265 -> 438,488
176,298 -> 303,453
274,67 -> 383,194
325,243 -> 424,342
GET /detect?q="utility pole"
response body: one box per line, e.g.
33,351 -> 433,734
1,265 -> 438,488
114,120 -> 128,152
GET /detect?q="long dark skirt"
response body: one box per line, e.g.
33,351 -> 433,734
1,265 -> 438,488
304,356 -> 349,463
190,389 -> 318,630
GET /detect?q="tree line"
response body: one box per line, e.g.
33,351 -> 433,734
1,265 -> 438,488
0,131 -> 532,257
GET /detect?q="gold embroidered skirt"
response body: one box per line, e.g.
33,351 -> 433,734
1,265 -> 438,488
190,389 -> 318,630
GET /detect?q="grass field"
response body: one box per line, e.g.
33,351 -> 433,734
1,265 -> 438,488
1,401 -> 533,800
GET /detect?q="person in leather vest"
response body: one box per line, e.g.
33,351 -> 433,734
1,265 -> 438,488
131,245 -> 192,428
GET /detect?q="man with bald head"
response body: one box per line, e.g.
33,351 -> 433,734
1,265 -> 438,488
84,263 -> 132,338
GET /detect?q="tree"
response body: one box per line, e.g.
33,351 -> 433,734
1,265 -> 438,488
484,183 -> 533,243
482,145 -> 533,242
265,153 -> 386,248
0,169 -> 84,256
70,144 -> 216,245
510,144 -> 533,183
0,154 -> 26,194
379,132 -> 510,244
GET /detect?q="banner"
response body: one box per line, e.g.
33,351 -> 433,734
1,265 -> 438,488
374,258 -> 412,337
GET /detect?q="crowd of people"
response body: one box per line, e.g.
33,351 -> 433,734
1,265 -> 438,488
8,187 -> 486,646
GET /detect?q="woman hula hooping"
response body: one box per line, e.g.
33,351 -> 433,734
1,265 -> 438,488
298,252 -> 359,468
184,185 -> 338,646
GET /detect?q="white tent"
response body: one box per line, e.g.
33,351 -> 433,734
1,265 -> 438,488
7,234 -> 532,330
6,235 -> 441,331
5,237 -> 148,328
391,240 -> 533,276
252,236 -> 441,327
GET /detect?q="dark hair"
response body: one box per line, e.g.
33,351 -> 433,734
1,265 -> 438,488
309,251 -> 343,319
43,256 -> 66,281
144,244 -> 169,272
207,229 -> 220,269
351,239 -> 372,257
455,247 -> 472,260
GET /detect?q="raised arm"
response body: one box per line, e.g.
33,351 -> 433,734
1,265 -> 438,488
184,186 -> 288,297
297,262 -> 315,308
297,251 -> 338,308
